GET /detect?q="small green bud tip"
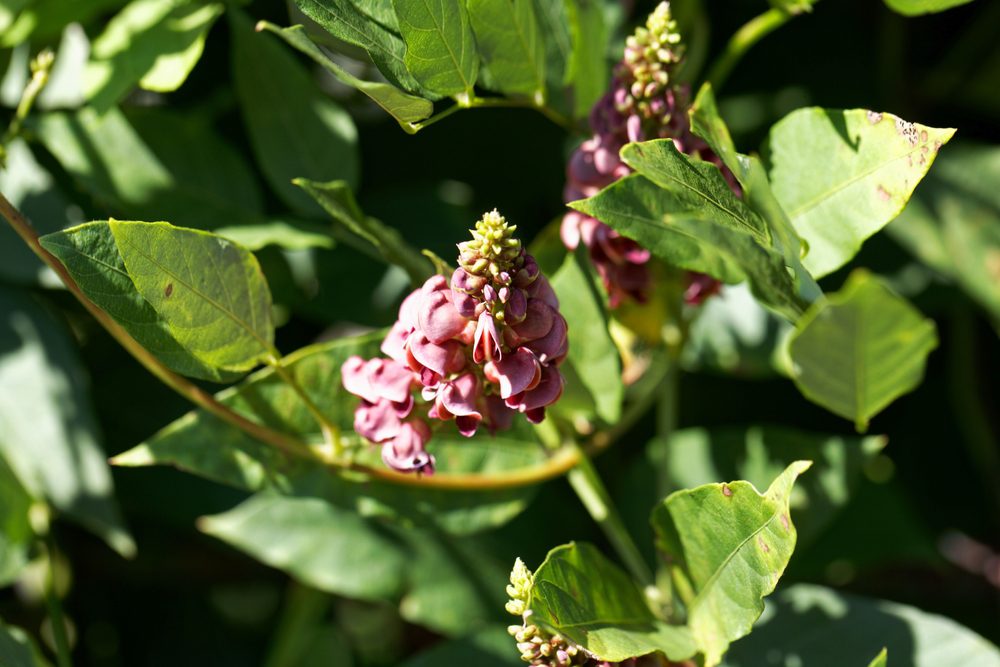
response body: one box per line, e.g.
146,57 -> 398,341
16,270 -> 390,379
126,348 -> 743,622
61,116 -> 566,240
505,557 -> 533,617
468,209 -> 520,261
647,2 -> 680,44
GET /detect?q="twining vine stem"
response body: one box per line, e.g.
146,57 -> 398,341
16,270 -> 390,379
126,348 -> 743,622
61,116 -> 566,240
405,95 -> 583,135
0,192 -> 662,492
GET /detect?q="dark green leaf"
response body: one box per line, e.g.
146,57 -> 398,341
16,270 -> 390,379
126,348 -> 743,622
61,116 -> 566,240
294,178 -> 433,284
84,0 -> 223,112
788,270 -> 938,430
549,251 -> 622,422
0,456 -> 33,586
529,542 -> 696,662
883,0 -> 975,15
1,0 -> 126,46
532,0 -> 570,91
887,142 -> 1000,325
230,9 -> 359,215
572,140 -> 805,320
199,492 -> 408,601
651,462 -> 811,666
256,22 -> 433,126
467,0 -> 545,97
564,0 -> 606,117
291,0 -> 424,93
392,0 -> 479,98
0,287 -> 133,557
32,107 -> 263,229
0,621 -> 50,667
765,107 -> 955,278
722,585 -> 1000,667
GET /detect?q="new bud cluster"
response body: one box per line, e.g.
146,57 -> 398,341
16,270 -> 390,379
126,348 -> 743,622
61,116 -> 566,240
562,1 -> 735,307
342,211 -> 568,475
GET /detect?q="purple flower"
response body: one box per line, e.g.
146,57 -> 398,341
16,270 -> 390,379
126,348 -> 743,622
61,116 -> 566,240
341,210 -> 569,474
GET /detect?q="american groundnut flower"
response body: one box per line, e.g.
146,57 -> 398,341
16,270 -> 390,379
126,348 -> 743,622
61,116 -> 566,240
341,210 -> 567,475
562,1 -> 732,308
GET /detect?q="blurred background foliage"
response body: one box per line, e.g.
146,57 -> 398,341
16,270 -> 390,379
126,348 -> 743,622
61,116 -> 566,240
0,0 -> 997,665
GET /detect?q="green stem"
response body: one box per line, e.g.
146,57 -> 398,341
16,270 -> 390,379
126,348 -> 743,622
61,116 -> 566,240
42,534 -> 72,667
0,49 -> 54,165
566,441 -> 654,589
706,7 -> 799,92
268,356 -> 343,456
651,358 -> 679,502
264,583 -> 330,667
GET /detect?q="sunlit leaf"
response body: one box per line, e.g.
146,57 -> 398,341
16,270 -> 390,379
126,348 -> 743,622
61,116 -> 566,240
392,0 -> 479,98
651,462 -> 811,666
883,0 -> 975,15
563,0 -> 606,118
529,542 -> 696,662
467,0 -> 545,97
722,585 -> 1000,667
788,270 -> 937,430
765,107 -> 955,277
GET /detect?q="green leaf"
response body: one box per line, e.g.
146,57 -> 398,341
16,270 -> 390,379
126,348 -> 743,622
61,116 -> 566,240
721,584 -> 1000,667
109,220 -> 275,373
230,9 -> 359,215
216,220 -> 335,252
651,461 -> 811,666
529,542 -> 696,662
0,455 -> 33,586
869,648 -> 889,667
200,491 -> 506,635
680,284 -> 792,377
199,492 -> 408,601
572,140 -> 805,320
883,0 -> 975,15
549,251 -> 622,423
765,107 -> 955,278
392,0 -> 479,98
0,287 -> 133,557
788,270 -> 938,430
401,627 -> 522,667
32,106 -> 263,229
294,178 -> 433,285
564,0 -> 606,117
39,223 -> 232,382
532,0 -> 570,91
291,0 -> 424,93
656,426 -> 885,545
256,22 -> 433,126
1,0 -> 126,46
84,0 -> 223,112
467,0 -> 545,97
0,621 -> 50,667
112,333 -> 546,535
887,142 -> 1000,326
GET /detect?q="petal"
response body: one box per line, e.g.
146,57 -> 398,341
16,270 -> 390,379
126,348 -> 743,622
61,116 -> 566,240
381,421 -> 435,474
508,300 -> 554,344
493,348 -> 542,399
418,288 -> 468,344
397,288 -> 423,330
368,358 -> 415,403
473,312 -> 502,364
380,321 -> 412,362
354,399 -> 402,443
526,313 -> 568,364
440,373 -> 483,418
519,365 -> 564,411
409,333 -> 466,376
484,394 -> 515,433
341,355 -> 376,403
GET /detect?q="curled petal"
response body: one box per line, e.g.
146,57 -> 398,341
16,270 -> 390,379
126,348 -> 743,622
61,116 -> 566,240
508,299 -> 555,345
526,313 -> 568,364
484,394 -> 515,433
440,373 -> 483,418
507,365 -> 564,414
504,288 -> 527,324
380,321 -> 412,362
418,287 -> 467,344
397,288 -> 423,330
451,267 -> 486,295
473,312 -> 503,363
493,347 -> 542,399
527,275 -> 559,309
341,356 -> 413,404
381,421 -> 435,474
452,291 -> 479,319
354,399 -> 402,443
408,333 -> 466,377
341,356 -> 371,401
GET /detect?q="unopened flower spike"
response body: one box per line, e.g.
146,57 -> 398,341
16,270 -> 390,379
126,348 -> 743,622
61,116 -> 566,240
562,1 -> 731,309
342,210 -> 567,475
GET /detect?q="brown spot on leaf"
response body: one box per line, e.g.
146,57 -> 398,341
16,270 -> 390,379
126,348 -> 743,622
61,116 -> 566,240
758,536 -> 770,553
867,110 -> 883,124
920,130 -> 928,142
921,145 -> 929,154
895,118 -> 919,146
780,514 -> 790,531
722,484 -> 733,497
876,185 -> 892,202
164,283 -> 174,298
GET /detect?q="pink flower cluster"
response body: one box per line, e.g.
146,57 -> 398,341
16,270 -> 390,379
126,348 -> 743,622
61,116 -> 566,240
562,1 -> 731,308
341,211 -> 567,475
